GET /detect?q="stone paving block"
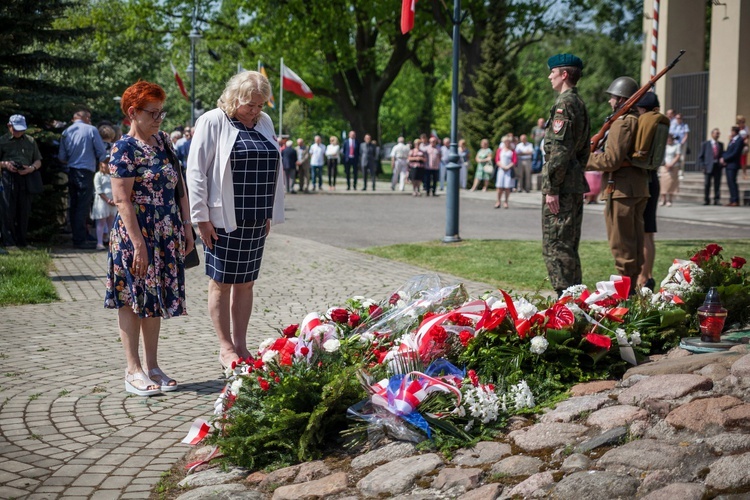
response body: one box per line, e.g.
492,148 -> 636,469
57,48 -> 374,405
63,486 -> 95,496
7,476 -> 41,488
0,460 -> 34,473
90,489 -> 123,500
71,473 -> 107,487
99,475 -> 133,489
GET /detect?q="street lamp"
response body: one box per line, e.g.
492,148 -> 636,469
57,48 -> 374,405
443,0 -> 464,243
187,7 -> 202,127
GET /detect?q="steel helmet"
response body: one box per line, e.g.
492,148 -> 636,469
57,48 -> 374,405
606,77 -> 639,99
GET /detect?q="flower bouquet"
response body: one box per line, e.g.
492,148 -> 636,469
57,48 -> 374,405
185,259 -> 715,471
661,243 -> 750,331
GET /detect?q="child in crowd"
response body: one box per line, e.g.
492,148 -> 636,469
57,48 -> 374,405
92,125 -> 118,250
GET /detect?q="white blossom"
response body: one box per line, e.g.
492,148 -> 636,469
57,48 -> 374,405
530,336 -> 549,355
510,380 -> 535,409
261,350 -> 279,363
561,284 -> 588,299
230,379 -> 243,395
322,339 -> 341,353
514,298 -> 538,320
630,331 -> 642,346
462,385 -> 500,424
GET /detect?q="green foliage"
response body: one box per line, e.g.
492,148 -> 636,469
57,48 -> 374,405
213,363 -> 363,470
0,249 -> 58,306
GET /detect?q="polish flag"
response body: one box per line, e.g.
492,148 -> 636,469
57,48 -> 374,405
282,65 -> 314,99
181,419 -> 211,445
401,0 -> 416,34
170,61 -> 190,101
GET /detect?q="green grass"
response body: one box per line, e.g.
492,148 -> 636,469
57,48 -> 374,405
0,249 -> 58,306
364,239 -> 750,292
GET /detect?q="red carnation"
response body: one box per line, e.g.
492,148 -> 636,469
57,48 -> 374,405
468,369 -> 479,387
373,347 -> 389,364
389,293 -> 400,305
430,325 -> 448,344
300,346 -> 310,356
259,379 -> 270,391
732,256 -> 747,269
282,324 -> 299,337
706,243 -> 723,256
230,360 -> 237,370
459,330 -> 473,347
274,376 -> 280,383
253,359 -> 264,370
585,333 -> 612,350
349,313 -> 361,328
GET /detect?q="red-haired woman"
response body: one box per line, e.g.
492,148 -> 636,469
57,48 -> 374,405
105,81 -> 194,396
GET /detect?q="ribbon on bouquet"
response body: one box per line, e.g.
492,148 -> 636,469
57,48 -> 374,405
369,364 -> 463,436
583,275 -> 631,304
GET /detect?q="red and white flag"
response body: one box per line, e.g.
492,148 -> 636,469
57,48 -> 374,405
170,61 -> 190,101
401,0 -> 416,34
181,419 -> 211,445
282,65 -> 314,99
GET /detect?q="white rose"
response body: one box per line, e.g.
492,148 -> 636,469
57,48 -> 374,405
322,339 -> 341,353
529,336 -> 549,355
261,350 -> 279,363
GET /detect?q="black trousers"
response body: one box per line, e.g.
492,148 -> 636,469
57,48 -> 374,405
68,168 -> 95,245
343,159 -> 358,189
726,167 -> 739,204
327,158 -> 338,187
704,166 -> 722,203
423,169 -> 439,194
1,171 -> 32,247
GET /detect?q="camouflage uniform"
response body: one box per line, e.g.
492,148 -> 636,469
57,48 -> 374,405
542,87 -> 591,292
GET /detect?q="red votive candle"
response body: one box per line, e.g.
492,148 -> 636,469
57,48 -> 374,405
697,287 -> 728,343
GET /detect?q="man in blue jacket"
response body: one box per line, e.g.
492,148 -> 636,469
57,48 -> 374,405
721,126 -> 747,206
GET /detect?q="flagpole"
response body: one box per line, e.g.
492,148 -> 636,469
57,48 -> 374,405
279,57 -> 284,137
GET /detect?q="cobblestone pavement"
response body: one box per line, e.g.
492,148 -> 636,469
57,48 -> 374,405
0,177 -> 744,499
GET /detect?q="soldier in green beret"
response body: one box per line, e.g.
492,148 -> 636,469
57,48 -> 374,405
541,53 -> 590,297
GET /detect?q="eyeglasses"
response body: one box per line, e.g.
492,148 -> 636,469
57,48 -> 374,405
136,108 -> 167,121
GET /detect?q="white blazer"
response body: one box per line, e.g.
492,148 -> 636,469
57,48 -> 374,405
187,108 -> 285,232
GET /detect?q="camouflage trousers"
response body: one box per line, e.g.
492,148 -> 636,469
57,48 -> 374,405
542,193 -> 584,292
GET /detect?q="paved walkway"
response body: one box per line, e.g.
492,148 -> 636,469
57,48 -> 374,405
0,179 -> 746,499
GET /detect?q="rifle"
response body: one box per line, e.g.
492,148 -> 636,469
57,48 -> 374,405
590,50 -> 685,153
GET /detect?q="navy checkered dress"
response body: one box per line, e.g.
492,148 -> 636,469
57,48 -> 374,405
205,116 -> 279,283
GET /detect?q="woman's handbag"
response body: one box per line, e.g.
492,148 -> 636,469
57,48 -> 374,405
163,136 -> 200,269
482,163 -> 494,174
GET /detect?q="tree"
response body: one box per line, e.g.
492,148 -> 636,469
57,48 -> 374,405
0,0 -> 90,124
460,8 -> 524,154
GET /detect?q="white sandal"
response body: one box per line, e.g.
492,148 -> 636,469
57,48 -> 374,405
124,370 -> 161,396
148,368 -> 178,392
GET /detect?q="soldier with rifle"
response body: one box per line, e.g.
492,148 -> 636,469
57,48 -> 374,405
586,76 -> 647,295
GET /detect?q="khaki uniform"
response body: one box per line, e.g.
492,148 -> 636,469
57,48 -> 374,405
586,111 -> 650,286
541,87 -> 590,292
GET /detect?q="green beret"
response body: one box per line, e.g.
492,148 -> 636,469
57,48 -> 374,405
547,53 -> 584,71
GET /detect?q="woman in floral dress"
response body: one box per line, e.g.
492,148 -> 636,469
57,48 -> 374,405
105,81 -> 194,396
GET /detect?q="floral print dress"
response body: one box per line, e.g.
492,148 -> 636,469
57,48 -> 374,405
104,132 -> 187,318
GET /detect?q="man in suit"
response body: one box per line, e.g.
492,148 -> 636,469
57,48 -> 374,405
359,133 -> 377,191
342,130 -> 359,190
722,126 -> 747,206
697,128 -> 724,205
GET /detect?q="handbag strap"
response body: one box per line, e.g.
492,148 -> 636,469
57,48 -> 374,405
160,132 -> 186,200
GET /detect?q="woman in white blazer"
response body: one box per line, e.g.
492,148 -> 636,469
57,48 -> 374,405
187,71 -> 285,369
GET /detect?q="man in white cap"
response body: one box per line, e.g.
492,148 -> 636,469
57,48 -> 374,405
0,114 -> 43,250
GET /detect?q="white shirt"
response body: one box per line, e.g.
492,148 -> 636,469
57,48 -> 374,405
515,142 -> 534,159
309,142 -> 326,166
325,144 -> 340,158
390,142 -> 410,160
